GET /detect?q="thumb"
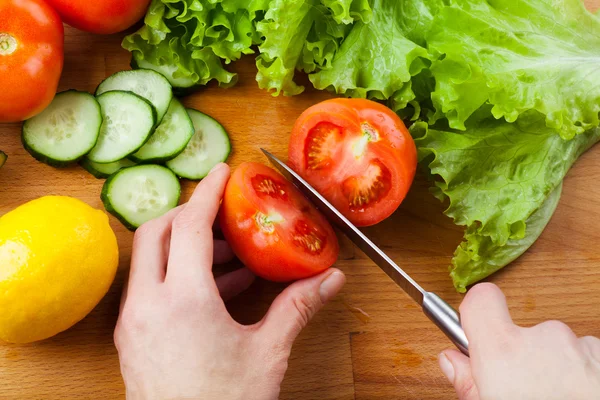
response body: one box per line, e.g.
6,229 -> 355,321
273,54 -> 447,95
260,269 -> 345,345
439,349 -> 479,400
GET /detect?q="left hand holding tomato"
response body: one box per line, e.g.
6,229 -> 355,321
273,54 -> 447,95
0,0 -> 63,123
115,163 -> 346,399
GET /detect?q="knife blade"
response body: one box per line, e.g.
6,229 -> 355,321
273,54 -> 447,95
261,148 -> 469,356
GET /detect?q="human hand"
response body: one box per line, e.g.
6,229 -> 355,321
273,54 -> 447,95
114,163 -> 346,400
439,283 -> 600,400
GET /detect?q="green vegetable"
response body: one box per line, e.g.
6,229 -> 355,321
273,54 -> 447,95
256,0 -> 370,95
413,113 -> 600,292
80,158 -> 136,179
122,0 -> 264,91
101,164 -> 181,231
427,0 -> 600,139
22,90 -> 102,167
309,0 -> 429,106
124,0 -> 600,138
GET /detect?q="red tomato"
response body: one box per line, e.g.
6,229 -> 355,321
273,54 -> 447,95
45,0 -> 151,34
288,99 -> 417,227
0,0 -> 63,123
220,162 -> 340,282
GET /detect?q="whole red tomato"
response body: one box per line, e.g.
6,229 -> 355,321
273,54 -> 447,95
0,0 -> 64,123
288,99 -> 417,227
220,162 -> 340,282
45,0 -> 151,35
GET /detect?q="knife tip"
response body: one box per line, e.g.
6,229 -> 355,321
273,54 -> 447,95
260,148 -> 274,159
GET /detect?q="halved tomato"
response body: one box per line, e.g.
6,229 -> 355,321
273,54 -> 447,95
220,162 -> 339,282
288,99 -> 417,227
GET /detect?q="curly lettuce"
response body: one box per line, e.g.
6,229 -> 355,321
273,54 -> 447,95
308,0 -> 430,107
413,113 -> 600,291
427,0 -> 600,139
123,0 -> 268,90
256,0 -> 372,96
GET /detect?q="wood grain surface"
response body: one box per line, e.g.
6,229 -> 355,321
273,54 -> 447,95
1,2 -> 599,398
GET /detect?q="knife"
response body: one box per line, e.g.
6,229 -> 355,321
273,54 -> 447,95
261,148 -> 469,356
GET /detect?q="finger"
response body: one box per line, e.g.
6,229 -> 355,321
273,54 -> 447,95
259,269 -> 345,346
213,239 -> 235,264
580,336 -> 600,363
167,163 -> 230,288
460,283 -> 516,353
119,273 -> 130,315
440,349 -> 480,400
215,268 -> 255,302
129,205 -> 185,287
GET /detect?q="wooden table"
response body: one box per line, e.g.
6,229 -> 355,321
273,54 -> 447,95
1,3 -> 599,398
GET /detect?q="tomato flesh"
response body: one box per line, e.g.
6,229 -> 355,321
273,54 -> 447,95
220,162 -> 339,282
289,98 -> 417,227
341,160 -> 392,212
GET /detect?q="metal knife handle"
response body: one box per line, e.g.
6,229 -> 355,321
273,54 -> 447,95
422,292 -> 469,356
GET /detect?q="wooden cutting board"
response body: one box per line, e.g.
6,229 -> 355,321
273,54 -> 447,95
1,3 -> 599,398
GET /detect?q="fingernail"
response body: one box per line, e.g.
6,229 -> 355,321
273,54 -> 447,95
438,353 -> 455,383
209,163 -> 226,174
319,271 -> 345,303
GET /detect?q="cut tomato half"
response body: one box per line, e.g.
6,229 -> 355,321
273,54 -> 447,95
289,98 -> 417,227
220,162 -> 339,282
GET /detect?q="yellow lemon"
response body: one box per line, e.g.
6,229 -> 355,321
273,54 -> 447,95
0,196 -> 119,343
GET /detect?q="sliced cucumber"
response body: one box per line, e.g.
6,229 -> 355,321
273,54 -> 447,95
130,98 -> 194,163
96,69 -> 173,123
166,109 -> 231,180
131,54 -> 200,96
22,90 -> 102,166
101,165 -> 181,230
81,157 -> 136,179
87,91 -> 156,164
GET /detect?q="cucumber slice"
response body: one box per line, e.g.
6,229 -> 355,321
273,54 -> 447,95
101,165 -> 181,230
0,151 -> 6,169
87,91 -> 156,164
96,69 -> 173,123
130,98 -> 194,163
81,157 -> 136,179
166,109 -> 231,180
22,90 -> 102,166
131,54 -> 200,96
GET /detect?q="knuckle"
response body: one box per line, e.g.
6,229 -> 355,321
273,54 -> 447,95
456,377 -> 478,400
171,212 -> 200,232
113,326 -> 123,350
539,320 -> 573,335
535,320 -> 577,342
133,220 -> 162,243
168,289 -> 211,315
290,292 -> 318,328
119,306 -> 150,335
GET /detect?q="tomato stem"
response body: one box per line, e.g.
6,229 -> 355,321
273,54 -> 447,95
0,33 -> 17,56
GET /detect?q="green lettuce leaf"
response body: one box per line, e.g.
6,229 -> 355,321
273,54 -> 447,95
123,0 -> 269,90
256,0 -> 369,96
427,0 -> 600,139
413,113 -> 600,292
450,183 -> 562,293
323,0 -> 372,24
309,0 -> 430,104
